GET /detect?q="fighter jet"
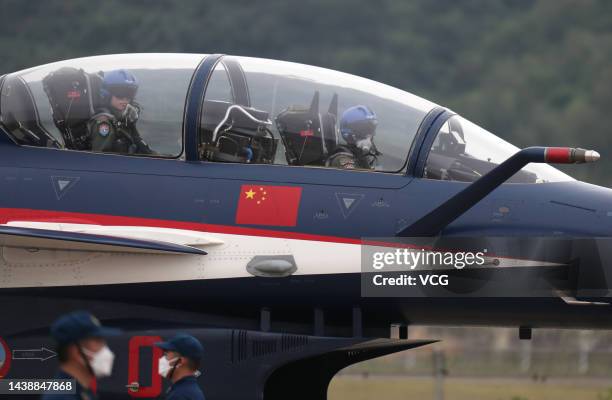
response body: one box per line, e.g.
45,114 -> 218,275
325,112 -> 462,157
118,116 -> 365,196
0,53 -> 609,399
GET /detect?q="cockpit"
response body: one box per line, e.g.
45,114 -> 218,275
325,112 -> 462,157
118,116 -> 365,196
0,53 -> 572,183
424,115 -> 572,183
0,54 -> 196,157
199,56 -> 434,172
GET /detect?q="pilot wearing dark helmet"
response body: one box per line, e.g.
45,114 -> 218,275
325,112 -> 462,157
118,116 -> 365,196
327,105 -> 380,169
155,333 -> 205,400
88,69 -> 154,155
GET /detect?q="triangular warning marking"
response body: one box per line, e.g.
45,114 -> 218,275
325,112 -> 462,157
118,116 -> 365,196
58,180 -> 70,191
343,198 -> 355,209
335,193 -> 365,219
51,176 -> 80,200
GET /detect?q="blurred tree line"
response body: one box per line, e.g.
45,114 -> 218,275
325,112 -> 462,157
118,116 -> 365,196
1,0 -> 610,184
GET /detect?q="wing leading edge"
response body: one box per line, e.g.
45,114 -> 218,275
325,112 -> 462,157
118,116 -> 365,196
0,225 -> 208,255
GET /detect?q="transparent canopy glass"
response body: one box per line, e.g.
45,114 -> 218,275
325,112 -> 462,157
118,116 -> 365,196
424,116 -> 573,183
0,53 -> 576,182
200,56 -> 436,171
0,53 -> 201,157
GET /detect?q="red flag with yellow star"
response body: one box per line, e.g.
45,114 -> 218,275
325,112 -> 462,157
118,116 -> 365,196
235,185 -> 302,226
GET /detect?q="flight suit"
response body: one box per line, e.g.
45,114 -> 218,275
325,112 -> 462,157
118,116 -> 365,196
164,376 -> 205,400
40,370 -> 97,400
327,145 -> 378,169
88,105 -> 153,155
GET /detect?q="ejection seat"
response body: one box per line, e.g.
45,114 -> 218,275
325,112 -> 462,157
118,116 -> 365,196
42,67 -> 102,150
275,91 -> 339,166
199,99 -> 277,164
0,75 -> 61,148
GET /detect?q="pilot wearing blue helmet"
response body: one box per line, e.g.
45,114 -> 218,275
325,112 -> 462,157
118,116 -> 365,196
327,105 -> 380,169
88,69 -> 154,155
155,333 -> 205,400
42,311 -> 121,400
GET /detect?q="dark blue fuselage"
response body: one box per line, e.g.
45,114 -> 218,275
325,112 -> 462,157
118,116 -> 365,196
1,138 -> 612,337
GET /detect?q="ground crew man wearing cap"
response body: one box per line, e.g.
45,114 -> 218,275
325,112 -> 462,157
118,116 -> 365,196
41,310 -> 121,400
155,333 -> 205,400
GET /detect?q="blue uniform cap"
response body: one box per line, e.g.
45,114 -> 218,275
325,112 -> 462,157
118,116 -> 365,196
155,333 -> 204,361
50,311 -> 121,345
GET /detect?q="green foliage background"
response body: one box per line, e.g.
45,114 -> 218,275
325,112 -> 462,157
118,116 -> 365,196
1,0 -> 610,184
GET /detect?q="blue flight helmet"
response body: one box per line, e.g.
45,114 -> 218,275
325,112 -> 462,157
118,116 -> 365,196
340,105 -> 378,154
101,69 -> 139,102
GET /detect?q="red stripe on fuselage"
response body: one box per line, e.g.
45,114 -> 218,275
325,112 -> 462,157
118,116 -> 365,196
0,208 -> 362,245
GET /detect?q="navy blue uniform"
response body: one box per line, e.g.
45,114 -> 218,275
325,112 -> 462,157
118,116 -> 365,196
165,376 -> 205,400
40,370 -> 97,400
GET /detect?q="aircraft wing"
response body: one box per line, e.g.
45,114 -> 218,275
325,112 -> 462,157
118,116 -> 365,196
0,225 -> 208,255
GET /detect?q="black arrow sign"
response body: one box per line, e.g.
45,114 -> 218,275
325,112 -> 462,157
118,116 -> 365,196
12,347 -> 57,361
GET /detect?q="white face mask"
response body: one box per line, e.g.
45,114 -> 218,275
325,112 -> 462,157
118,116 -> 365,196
83,345 -> 115,378
355,137 -> 374,154
158,356 -> 178,378
122,103 -> 139,123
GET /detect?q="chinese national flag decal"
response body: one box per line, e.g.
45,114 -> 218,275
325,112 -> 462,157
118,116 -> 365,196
236,185 -> 302,227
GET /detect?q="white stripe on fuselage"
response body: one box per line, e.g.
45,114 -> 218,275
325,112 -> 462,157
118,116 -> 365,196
0,223 -> 562,288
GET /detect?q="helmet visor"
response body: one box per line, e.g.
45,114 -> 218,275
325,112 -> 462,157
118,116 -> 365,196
108,86 -> 137,100
350,119 -> 377,138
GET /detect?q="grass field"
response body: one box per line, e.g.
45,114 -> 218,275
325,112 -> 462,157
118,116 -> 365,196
329,376 -> 612,400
